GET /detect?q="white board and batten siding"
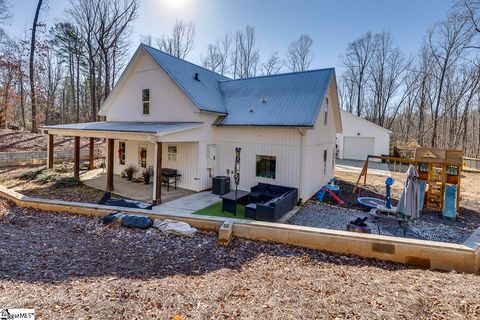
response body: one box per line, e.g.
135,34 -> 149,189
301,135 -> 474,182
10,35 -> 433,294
302,93 -> 337,200
336,110 -> 391,161
101,50 -> 340,201
113,140 -> 200,191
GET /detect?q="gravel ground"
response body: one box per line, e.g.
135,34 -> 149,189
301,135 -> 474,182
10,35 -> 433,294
289,201 -> 475,243
0,199 -> 479,319
289,170 -> 480,244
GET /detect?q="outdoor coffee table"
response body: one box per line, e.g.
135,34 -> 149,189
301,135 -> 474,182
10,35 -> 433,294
221,190 -> 250,216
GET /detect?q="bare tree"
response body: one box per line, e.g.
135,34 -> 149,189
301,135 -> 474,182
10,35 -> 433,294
427,13 -> 472,147
201,33 -> 232,76
95,0 -> 138,99
367,32 -> 409,127
261,52 -> 283,75
341,32 -> 377,116
29,0 -> 44,133
157,20 -> 195,59
287,34 -> 313,72
0,0 -> 11,44
140,33 -> 153,46
231,26 -> 260,79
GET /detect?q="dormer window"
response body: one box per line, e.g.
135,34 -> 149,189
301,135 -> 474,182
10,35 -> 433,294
324,98 -> 329,125
142,89 -> 150,115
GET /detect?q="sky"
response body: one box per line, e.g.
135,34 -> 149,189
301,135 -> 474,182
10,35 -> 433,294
4,0 -> 454,71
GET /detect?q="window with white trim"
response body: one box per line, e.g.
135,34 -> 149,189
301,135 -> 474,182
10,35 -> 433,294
118,142 -> 126,165
139,145 -> 147,168
324,98 -> 329,125
168,145 -> 177,161
142,89 -> 150,115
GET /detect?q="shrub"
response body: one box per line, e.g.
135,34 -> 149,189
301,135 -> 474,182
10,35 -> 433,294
54,163 -> 70,173
123,164 -> 138,180
19,167 -> 46,180
35,170 -> 59,184
51,177 -> 83,189
142,166 -> 154,184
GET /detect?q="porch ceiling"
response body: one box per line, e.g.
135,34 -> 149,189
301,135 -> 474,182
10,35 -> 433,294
40,121 -> 203,140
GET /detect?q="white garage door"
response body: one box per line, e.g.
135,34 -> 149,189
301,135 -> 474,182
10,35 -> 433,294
343,137 -> 375,160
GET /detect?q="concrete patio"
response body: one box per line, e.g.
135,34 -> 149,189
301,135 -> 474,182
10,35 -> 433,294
153,191 -> 221,214
80,168 -> 194,204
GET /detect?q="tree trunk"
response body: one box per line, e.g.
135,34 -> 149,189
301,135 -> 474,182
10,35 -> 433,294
29,0 -> 43,133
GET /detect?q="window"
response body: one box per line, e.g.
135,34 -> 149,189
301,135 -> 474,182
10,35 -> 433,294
323,150 -> 328,175
332,147 -> 335,169
139,146 -> 147,168
324,98 -> 329,125
118,142 -> 126,165
256,155 -> 276,179
142,89 -> 150,115
168,145 -> 177,161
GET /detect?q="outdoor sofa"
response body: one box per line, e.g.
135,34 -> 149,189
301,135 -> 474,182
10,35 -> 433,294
245,183 -> 298,222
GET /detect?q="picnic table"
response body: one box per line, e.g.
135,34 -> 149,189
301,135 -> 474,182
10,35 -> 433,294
221,190 -> 250,216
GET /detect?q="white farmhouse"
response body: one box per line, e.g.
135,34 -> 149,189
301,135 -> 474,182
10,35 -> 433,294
336,109 -> 391,161
41,44 -> 342,204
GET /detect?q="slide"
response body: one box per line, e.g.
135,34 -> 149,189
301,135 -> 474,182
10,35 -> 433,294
316,186 -> 345,205
442,184 -> 457,220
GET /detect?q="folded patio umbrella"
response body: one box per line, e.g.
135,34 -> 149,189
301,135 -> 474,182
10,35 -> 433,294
396,165 -> 421,219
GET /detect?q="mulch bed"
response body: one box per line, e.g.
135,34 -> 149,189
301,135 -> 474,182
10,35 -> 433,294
0,129 -> 104,153
0,198 -> 479,319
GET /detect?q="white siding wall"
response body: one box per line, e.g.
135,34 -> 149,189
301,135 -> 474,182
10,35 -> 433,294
112,140 -> 199,191
103,51 -> 203,122
212,127 -> 302,197
302,93 -> 337,200
336,110 -> 391,160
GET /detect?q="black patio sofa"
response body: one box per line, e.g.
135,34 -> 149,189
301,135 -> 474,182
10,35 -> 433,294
246,183 -> 298,222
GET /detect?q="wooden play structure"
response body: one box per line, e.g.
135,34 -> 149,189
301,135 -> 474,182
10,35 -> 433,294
353,147 -> 463,212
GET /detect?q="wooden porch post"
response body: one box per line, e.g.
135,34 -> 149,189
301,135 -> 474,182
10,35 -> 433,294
106,138 -> 114,191
153,141 -> 162,205
88,137 -> 95,170
74,136 -> 80,179
47,134 -> 54,169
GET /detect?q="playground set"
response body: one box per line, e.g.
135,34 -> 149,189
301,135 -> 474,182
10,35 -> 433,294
352,147 -> 462,216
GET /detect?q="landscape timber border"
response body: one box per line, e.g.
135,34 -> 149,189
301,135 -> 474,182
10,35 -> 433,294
0,185 -> 479,274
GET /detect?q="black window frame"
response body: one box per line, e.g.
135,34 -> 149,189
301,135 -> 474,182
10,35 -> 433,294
142,88 -> 150,115
256,155 -> 276,179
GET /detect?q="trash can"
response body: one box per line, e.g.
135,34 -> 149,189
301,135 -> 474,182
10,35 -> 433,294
212,176 -> 231,195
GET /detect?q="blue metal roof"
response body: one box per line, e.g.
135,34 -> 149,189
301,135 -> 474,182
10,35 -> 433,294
141,44 -> 335,127
42,122 -> 203,135
217,69 -> 334,127
142,44 -> 229,114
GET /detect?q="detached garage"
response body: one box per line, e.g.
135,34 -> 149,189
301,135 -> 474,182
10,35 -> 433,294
336,110 -> 391,161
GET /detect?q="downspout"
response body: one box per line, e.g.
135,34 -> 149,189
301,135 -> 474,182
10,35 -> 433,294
298,129 -> 305,202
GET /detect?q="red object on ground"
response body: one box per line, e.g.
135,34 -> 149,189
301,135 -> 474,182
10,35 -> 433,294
323,187 -> 346,206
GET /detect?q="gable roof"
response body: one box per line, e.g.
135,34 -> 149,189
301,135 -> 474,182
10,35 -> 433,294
142,44 -> 229,114
101,44 -> 339,128
215,68 -> 334,127
340,109 -> 392,134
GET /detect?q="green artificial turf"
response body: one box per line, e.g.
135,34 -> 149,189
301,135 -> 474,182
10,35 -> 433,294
193,201 -> 252,219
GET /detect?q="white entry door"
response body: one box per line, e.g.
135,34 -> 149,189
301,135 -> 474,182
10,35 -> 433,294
343,137 -> 375,160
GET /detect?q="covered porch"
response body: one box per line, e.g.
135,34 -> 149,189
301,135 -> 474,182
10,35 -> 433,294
40,121 -> 203,205
80,168 -> 195,203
